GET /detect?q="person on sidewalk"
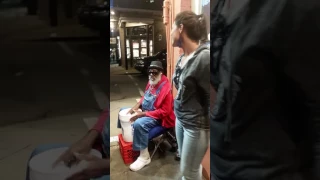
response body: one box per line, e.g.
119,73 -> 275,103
171,11 -> 210,180
123,61 -> 175,172
210,0 -> 320,180
25,108 -> 110,180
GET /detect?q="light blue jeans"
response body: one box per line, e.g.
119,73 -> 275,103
26,144 -> 110,180
132,116 -> 160,151
176,120 -> 209,180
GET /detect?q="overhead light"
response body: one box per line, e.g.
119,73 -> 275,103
111,30 -> 114,32
111,11 -> 115,15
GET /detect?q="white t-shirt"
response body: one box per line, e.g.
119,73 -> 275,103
179,51 -> 196,68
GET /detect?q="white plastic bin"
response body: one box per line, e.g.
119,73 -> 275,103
119,108 -> 141,142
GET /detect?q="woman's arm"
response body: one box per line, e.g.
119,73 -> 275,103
81,108 -> 109,146
92,108 -> 109,133
196,51 -> 211,114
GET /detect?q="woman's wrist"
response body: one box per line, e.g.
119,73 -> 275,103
82,130 -> 100,146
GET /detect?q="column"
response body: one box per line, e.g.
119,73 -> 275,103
119,22 -> 127,68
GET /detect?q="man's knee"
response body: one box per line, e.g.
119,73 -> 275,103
133,118 -> 145,129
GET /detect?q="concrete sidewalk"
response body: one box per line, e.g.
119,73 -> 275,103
109,65 -> 144,139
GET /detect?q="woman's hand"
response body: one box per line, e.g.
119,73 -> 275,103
66,153 -> 110,180
53,130 -> 99,167
53,140 -> 91,168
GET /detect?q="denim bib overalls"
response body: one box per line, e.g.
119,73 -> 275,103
142,81 -> 166,111
132,81 -> 166,151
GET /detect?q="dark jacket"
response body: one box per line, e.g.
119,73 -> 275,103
211,0 -> 320,180
173,44 -> 210,130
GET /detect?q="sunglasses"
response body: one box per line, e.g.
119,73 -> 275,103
148,71 -> 160,76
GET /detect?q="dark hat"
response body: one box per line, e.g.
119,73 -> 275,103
148,61 -> 163,71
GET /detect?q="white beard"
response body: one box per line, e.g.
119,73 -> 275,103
149,74 -> 162,85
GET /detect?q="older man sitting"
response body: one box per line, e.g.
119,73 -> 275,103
118,61 -> 175,172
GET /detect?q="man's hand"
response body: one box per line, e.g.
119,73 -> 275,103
66,153 -> 110,180
127,108 -> 136,115
127,102 -> 141,115
129,110 -> 145,123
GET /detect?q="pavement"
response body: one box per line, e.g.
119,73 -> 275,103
109,65 -> 146,139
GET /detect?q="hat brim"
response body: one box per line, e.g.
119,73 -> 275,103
148,66 -> 163,71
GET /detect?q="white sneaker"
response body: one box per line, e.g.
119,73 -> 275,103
129,157 -> 151,171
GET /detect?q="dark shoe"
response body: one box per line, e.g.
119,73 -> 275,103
169,143 -> 177,152
175,152 -> 180,161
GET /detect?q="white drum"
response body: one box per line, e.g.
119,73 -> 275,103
119,108 -> 141,142
29,147 -> 102,180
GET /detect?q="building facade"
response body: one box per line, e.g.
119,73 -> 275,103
111,0 -> 166,69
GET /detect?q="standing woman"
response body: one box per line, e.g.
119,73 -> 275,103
171,11 -> 210,180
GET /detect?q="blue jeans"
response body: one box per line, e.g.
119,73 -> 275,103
176,120 -> 209,180
26,144 -> 110,180
132,117 -> 160,151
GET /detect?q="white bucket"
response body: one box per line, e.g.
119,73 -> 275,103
29,147 -> 102,180
119,108 -> 141,142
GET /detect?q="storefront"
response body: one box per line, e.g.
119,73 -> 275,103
125,25 -> 154,67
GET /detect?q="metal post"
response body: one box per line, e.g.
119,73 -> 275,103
146,25 -> 150,57
123,22 -> 128,70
